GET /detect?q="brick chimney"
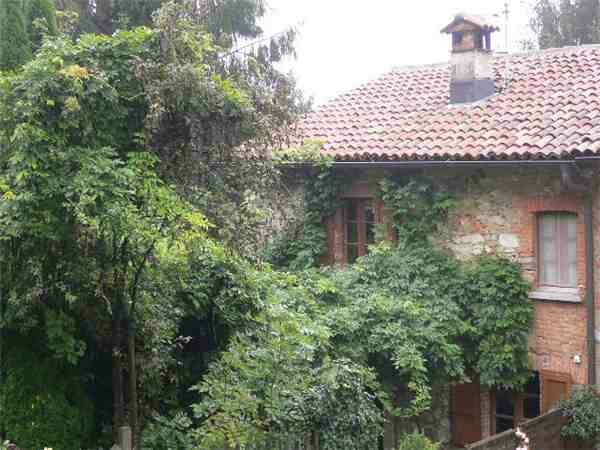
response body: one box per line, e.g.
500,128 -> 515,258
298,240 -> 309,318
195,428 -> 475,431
441,13 -> 499,104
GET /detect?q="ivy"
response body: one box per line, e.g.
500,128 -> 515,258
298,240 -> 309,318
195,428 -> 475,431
379,177 -> 456,242
265,152 -> 347,270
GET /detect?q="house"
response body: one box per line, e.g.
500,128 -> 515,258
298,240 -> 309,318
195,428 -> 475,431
287,12 -> 600,448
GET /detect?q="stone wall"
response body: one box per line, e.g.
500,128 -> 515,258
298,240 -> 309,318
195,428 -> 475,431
383,384 -> 452,449
465,409 -> 594,450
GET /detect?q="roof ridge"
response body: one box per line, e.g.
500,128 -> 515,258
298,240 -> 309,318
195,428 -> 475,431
498,42 -> 600,59
391,61 -> 449,73
390,43 -> 600,73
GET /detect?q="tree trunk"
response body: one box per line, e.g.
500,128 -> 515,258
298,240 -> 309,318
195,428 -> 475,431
0,257 -> 5,441
127,320 -> 138,448
112,311 -> 125,438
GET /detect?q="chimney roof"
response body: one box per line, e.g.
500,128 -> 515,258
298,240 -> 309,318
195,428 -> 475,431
441,13 -> 500,34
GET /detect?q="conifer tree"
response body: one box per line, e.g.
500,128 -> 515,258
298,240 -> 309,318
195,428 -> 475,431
26,0 -> 58,48
0,0 -> 57,71
529,0 -> 600,49
0,0 -> 31,71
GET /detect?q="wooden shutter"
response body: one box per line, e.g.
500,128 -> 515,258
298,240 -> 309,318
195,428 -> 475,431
541,370 -> 571,414
451,383 -> 482,447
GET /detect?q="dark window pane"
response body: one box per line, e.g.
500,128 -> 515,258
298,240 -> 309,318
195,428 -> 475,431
496,391 -> 514,416
346,200 -> 358,221
347,245 -> 358,263
365,203 -> 375,223
366,223 -> 375,245
524,373 -> 540,395
347,223 -> 358,244
523,397 -> 540,419
496,417 -> 514,434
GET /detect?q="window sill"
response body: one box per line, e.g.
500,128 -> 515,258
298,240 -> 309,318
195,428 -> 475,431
529,287 -> 582,303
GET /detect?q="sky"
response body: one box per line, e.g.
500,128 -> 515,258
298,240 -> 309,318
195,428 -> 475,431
260,0 -> 533,105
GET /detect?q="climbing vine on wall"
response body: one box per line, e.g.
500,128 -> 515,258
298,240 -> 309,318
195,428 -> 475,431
266,142 -> 348,269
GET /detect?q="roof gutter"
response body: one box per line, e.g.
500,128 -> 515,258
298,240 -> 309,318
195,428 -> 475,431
326,157 -> 600,169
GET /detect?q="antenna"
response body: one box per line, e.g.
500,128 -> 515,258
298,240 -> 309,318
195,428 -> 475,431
503,1 -> 510,52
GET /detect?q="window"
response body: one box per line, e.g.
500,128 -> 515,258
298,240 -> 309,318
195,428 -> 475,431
344,199 -> 376,263
492,373 -> 540,434
538,213 -> 577,287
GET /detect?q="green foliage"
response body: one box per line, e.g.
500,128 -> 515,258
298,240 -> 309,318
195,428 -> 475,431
461,257 -> 533,390
379,177 -> 456,241
283,360 -> 385,450
141,412 -> 194,450
396,433 -> 440,450
0,0 -> 58,71
265,167 -> 347,269
45,310 -> 87,365
0,0 -> 304,445
0,0 -> 31,71
236,175 -> 532,443
560,386 -> 600,441
527,0 -> 600,49
273,140 -> 333,166
2,342 -> 95,450
193,269 -> 384,449
325,243 -> 467,416
26,0 -> 58,49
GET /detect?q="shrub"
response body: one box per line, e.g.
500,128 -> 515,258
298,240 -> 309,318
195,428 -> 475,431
140,412 -> 194,450
561,386 -> 600,441
1,343 -> 95,450
396,432 -> 440,450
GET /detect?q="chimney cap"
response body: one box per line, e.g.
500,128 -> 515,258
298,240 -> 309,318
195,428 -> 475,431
441,13 -> 500,34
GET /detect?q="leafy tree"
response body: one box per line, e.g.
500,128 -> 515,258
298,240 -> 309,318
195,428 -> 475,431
0,1 -> 303,445
528,0 -> 600,49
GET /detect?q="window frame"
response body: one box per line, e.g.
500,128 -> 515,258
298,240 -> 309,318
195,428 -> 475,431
537,212 -> 578,289
490,373 -> 541,435
343,198 -> 377,264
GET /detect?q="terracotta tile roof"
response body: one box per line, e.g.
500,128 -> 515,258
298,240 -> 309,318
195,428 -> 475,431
292,45 -> 600,162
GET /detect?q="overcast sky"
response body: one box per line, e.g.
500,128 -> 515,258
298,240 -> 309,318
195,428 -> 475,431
260,0 -> 533,105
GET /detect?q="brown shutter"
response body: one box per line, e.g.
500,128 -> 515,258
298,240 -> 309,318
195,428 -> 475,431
321,215 -> 336,266
541,370 -> 571,414
451,383 -> 482,446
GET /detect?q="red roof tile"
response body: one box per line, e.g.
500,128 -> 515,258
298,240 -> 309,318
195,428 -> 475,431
292,45 -> 600,162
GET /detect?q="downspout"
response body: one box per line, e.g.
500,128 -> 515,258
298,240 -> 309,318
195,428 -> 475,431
585,192 -> 596,386
561,163 -> 596,386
